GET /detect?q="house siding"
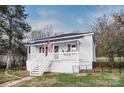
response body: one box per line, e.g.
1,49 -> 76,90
26,32 -> 95,74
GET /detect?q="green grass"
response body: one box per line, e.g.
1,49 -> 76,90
1,68 -> 124,87
118,75 -> 124,87
13,69 -> 124,87
1,57 -> 124,87
8,70 -> 29,78
10,56 -> 124,87
96,57 -> 124,63
0,70 -> 17,84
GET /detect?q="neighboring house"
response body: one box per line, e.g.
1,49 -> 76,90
25,32 -> 96,76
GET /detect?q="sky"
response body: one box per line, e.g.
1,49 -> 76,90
25,5 -> 124,33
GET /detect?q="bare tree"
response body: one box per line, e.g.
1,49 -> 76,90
113,10 -> 124,61
91,10 -> 124,67
28,24 -> 54,40
91,14 -> 118,67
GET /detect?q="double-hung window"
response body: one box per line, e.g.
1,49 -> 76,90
54,46 -> 59,53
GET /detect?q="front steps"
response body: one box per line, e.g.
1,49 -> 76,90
29,54 -> 52,76
30,66 -> 40,76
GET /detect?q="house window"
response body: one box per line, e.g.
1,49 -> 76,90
28,46 -> 31,54
54,46 -> 59,53
67,44 -> 71,52
42,47 -> 44,53
39,46 -> 45,53
39,47 -> 42,53
72,45 -> 76,51
72,45 -> 76,48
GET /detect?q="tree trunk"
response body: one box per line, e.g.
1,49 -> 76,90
108,53 -> 114,68
6,50 -> 13,70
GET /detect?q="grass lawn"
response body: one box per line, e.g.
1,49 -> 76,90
12,57 -> 124,87
1,57 -> 124,87
8,70 -> 29,78
96,57 -> 124,63
0,69 -> 29,84
13,69 -> 124,87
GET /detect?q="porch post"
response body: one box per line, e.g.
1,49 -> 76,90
77,41 -> 80,52
77,40 -> 80,61
44,44 -> 47,56
52,43 -> 54,53
52,43 -> 54,59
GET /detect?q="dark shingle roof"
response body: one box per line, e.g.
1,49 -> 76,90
33,32 -> 93,41
26,32 -> 93,45
32,35 -> 84,44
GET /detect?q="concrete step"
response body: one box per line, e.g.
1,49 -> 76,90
30,73 -> 41,76
30,71 -> 44,76
30,72 -> 39,74
31,71 -> 38,73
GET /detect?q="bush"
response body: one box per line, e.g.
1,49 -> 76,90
0,61 -> 6,69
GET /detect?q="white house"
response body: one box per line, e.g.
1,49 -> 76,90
25,32 -> 96,76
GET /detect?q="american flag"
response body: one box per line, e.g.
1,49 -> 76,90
47,38 -> 53,53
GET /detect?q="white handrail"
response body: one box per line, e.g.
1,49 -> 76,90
36,53 -> 52,75
27,54 -> 45,72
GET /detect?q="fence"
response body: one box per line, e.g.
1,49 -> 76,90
72,62 -> 124,74
93,62 -> 124,73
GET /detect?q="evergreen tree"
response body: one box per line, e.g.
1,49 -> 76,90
0,5 -> 31,70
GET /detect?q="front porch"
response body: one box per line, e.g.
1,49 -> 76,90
27,40 -> 81,61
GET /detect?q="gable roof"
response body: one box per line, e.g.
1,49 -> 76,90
35,32 -> 84,40
25,32 -> 94,45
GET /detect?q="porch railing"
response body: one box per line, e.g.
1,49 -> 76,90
54,52 -> 79,61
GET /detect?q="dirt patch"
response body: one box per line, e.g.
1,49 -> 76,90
0,76 -> 34,87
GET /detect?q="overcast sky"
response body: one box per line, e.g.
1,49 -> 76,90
25,5 -> 124,33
